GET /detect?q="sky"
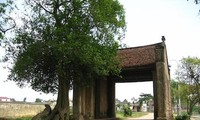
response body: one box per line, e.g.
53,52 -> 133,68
116,0 -> 200,102
0,0 -> 200,102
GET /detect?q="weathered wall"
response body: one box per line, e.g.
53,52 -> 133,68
163,46 -> 173,119
0,102 -> 54,118
155,43 -> 173,120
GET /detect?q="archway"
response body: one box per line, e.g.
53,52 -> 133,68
76,42 -> 173,120
116,82 -> 154,119
107,42 -> 173,120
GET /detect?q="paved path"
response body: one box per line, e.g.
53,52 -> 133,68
191,115 -> 200,120
125,113 -> 153,120
125,113 -> 200,120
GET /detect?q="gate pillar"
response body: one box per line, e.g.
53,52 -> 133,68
155,44 -> 173,120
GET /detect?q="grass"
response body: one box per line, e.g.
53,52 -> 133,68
116,111 -> 149,120
13,117 -> 32,120
0,112 -> 148,120
0,117 -> 32,120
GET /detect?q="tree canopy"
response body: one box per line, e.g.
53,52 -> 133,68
3,0 -> 126,119
5,0 -> 126,93
138,93 -> 153,104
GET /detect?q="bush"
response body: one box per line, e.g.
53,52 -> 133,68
123,105 -> 132,117
175,115 -> 182,120
175,113 -> 190,120
193,106 -> 200,114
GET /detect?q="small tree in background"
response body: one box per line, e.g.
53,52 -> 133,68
171,80 -> 190,115
23,97 -> 26,102
35,98 -> 43,103
170,80 -> 179,111
176,56 -> 200,116
138,93 -> 153,111
123,104 -> 132,117
131,97 -> 138,104
11,98 -> 16,102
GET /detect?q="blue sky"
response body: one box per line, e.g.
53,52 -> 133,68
0,0 -> 200,102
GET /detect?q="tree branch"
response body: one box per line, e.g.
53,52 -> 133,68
59,0 -> 71,6
0,16 -> 16,34
33,0 -> 53,15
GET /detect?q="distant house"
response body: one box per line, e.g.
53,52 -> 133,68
0,97 -> 11,102
132,103 -> 140,112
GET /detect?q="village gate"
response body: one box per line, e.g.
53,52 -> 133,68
74,42 -> 173,120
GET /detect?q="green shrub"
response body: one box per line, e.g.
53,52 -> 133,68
193,106 -> 200,114
175,115 -> 182,120
175,113 -> 190,120
123,105 -> 132,117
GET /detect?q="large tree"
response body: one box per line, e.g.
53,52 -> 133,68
176,57 -> 200,116
3,0 -> 126,119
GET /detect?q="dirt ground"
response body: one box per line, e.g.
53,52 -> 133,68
125,113 -> 199,120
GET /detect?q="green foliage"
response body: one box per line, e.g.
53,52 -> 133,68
3,1 -> 126,118
176,56 -> 200,115
15,117 -> 32,120
123,105 -> 132,117
170,80 -> 178,105
192,106 -> 200,114
170,80 -> 188,110
35,98 -> 42,102
4,0 -> 126,94
175,115 -> 183,120
138,93 -> 153,108
175,113 -> 190,120
116,111 -> 148,119
0,116 -> 32,120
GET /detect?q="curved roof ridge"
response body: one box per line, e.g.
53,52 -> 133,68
118,42 -> 163,50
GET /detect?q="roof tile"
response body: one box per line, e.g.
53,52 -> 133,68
118,43 -> 158,68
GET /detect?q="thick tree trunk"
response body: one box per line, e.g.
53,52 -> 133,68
73,81 -> 82,120
47,78 -> 70,120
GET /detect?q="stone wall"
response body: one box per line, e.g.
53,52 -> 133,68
0,102 -> 54,118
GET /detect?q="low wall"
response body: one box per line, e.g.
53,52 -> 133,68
0,102 -> 54,118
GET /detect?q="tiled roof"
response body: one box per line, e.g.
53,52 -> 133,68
118,43 -> 160,68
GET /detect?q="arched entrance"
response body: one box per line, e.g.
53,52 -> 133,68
76,42 -> 173,120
